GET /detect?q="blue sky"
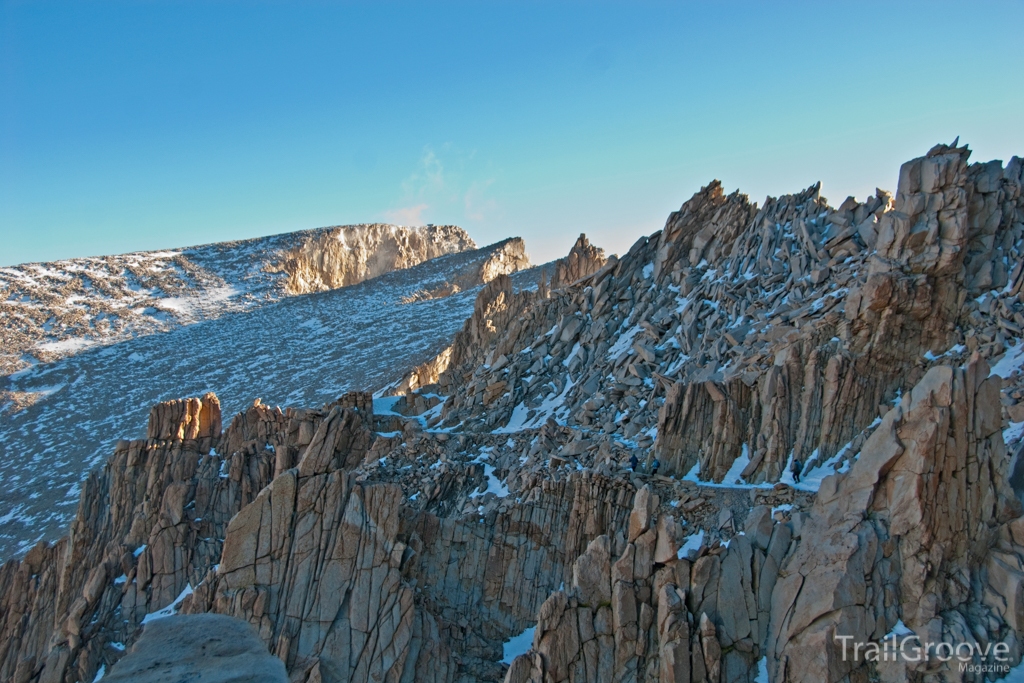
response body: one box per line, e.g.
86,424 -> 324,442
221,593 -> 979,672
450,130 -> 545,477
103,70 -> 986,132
2,1 -> 1023,267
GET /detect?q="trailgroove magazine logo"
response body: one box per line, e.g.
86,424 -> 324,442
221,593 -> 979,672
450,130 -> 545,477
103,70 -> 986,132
835,632 -> 1012,673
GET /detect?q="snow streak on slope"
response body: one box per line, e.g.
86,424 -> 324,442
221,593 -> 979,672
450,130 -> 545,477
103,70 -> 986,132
0,246 -> 540,561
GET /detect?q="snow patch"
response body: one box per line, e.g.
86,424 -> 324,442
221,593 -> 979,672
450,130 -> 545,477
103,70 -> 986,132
885,619 -> 914,638
36,338 -> 98,355
721,443 -> 751,485
681,418 -> 877,492
497,377 -> 576,433
779,418 -> 880,492
924,343 -> 966,361
373,396 -> 403,416
472,463 -> 510,499
677,529 -> 705,559
141,583 -> 193,624
991,342 -> 1024,379
562,342 -> 582,367
1005,421 -> 1024,447
0,504 -> 28,525
157,285 -> 242,318
606,325 -> 643,360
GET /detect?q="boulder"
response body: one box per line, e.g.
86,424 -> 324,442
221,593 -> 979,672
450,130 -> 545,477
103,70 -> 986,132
102,614 -> 286,683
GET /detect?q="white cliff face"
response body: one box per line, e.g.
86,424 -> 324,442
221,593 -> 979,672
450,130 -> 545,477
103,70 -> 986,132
0,223 -> 476,377
269,224 -> 477,295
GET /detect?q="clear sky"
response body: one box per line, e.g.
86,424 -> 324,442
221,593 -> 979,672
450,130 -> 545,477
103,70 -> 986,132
2,1 -> 1023,267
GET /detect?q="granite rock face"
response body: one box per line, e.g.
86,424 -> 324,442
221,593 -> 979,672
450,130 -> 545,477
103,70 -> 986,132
502,359 -> 1024,683
503,489 -> 791,683
0,394 -> 282,683
768,357 -> 1024,682
546,234 -> 607,292
0,389 -> 638,682
5,143 -> 1024,683
273,224 -> 477,295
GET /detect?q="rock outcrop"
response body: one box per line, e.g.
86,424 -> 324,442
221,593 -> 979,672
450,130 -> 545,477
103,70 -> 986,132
0,393 -> 325,683
391,239 -> 542,397
503,488 -> 791,683
400,238 -> 530,304
0,390 -> 648,682
769,358 -> 1024,683
272,224 -> 475,295
546,234 -> 607,291
480,238 -> 533,285
502,358 -> 1024,683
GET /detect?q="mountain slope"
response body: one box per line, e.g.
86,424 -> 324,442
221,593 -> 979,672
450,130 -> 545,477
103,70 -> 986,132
0,238 -> 530,560
0,224 -> 475,377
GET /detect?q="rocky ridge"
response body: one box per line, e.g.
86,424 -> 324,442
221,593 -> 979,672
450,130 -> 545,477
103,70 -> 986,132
3,142 -> 1024,683
422,142 -> 1024,482
0,223 -> 475,378
388,235 -> 604,396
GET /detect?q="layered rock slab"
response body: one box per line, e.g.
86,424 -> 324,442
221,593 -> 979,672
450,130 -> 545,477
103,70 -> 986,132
769,358 -> 1024,682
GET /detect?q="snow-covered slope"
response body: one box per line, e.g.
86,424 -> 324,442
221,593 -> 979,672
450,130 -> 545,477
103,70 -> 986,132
0,224 -> 475,377
0,239 -> 534,560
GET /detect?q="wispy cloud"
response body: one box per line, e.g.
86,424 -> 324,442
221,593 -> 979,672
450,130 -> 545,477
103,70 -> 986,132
384,203 -> 429,226
400,147 -> 447,201
464,179 -> 497,221
385,145 -> 499,227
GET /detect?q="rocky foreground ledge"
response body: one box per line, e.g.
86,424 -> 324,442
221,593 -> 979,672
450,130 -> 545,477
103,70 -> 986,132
2,142 -> 1024,683
101,613 -> 287,683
